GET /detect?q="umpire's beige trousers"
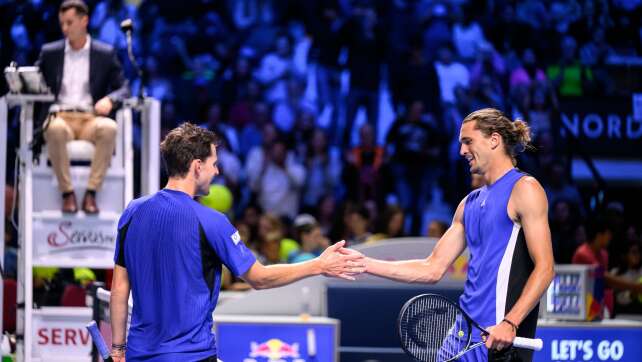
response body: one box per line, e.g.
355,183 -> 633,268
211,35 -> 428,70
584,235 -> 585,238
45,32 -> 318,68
44,112 -> 117,193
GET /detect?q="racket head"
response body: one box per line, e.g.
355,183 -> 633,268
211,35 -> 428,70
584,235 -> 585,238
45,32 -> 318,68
398,293 -> 482,362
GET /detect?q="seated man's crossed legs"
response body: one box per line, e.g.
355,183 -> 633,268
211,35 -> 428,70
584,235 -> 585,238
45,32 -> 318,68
44,111 -> 117,214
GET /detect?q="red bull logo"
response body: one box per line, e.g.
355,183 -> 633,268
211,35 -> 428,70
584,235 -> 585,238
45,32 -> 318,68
247,338 -> 304,362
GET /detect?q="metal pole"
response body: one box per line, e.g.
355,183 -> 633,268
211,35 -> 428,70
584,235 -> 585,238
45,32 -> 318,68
23,100 -> 34,362
141,98 -> 160,196
0,96 -> 8,336
123,107 -> 134,205
16,98 -> 35,362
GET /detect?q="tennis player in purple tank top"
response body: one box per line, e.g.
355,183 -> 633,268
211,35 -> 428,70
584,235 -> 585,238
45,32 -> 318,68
351,108 -> 555,361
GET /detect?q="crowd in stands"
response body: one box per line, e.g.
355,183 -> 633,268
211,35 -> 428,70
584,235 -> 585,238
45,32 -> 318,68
2,0 -> 642,321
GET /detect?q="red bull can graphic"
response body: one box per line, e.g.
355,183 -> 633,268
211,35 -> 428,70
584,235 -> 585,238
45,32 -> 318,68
245,338 -> 305,362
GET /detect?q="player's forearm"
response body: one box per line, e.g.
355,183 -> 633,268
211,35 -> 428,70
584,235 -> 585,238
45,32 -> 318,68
365,257 -> 443,284
605,273 -> 642,293
110,290 -> 130,345
250,259 -> 321,289
505,262 -> 555,326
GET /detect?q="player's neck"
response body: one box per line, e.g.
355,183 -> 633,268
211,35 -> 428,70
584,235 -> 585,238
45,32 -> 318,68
164,178 -> 196,197
483,159 -> 515,186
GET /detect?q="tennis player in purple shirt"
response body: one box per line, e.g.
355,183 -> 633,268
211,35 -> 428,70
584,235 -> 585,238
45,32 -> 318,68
109,123 -> 364,362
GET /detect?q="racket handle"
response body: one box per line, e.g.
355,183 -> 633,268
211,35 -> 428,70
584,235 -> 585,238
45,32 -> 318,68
513,337 -> 543,351
86,321 -> 114,361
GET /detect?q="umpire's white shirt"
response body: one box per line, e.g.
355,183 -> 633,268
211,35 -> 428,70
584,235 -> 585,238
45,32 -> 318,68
59,35 -> 93,109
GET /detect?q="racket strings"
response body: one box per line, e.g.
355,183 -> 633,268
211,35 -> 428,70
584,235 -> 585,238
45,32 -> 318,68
400,296 -> 469,362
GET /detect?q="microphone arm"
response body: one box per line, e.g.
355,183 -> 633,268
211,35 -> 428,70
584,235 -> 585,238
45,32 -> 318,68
120,19 -> 145,102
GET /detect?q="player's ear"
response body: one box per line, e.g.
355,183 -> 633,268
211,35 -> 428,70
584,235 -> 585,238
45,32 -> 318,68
191,158 -> 201,177
490,132 -> 501,150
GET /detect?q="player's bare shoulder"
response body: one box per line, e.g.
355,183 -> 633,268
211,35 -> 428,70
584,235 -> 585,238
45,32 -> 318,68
508,175 -> 548,221
453,195 -> 469,224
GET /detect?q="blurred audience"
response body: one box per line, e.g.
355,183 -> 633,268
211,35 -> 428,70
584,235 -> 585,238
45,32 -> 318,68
2,1 -> 642,314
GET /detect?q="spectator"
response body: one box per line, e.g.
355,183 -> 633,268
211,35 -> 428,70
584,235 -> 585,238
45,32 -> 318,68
240,203 -> 263,248
248,138 -> 306,219
232,0 -> 259,30
434,44 -> 470,105
515,0 -> 549,31
200,103 -> 239,154
235,220 -> 256,251
469,73 -> 506,110
344,123 -> 384,204
289,21 -> 312,79
510,48 -> 547,90
610,241 -> 642,314
385,0 -> 422,115
245,121 -> 278,179
579,27 -> 616,95
301,129 -> 342,212
452,4 -> 487,63
549,0 -> 582,34
288,214 -> 330,263
547,35 -> 595,97
272,78 -> 305,133
572,215 -> 613,316
579,27 -> 614,67
551,199 -> 582,264
308,0 -> 344,143
316,194 -> 338,238
257,213 -> 299,263
367,205 -> 405,242
208,133 -> 242,203
89,0 -> 137,50
527,86 -> 557,141
9,17 -> 34,66
142,56 -> 175,103
573,216 -> 642,317
605,201 -> 629,259
237,101 -> 269,161
544,160 -> 584,213
341,2 -> 383,147
395,44 -> 442,120
485,4 -> 532,54
345,204 -> 371,245
421,2 -> 452,61
254,34 -> 293,103
508,85 -> 531,126
426,220 -> 448,238
386,100 -> 441,234
222,56 -> 256,120
470,42 -> 506,89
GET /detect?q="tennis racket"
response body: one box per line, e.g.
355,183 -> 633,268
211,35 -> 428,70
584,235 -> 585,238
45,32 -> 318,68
398,294 -> 543,362
86,320 -> 114,362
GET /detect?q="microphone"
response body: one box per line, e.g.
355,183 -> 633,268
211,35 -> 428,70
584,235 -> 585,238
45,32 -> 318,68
120,18 -> 133,34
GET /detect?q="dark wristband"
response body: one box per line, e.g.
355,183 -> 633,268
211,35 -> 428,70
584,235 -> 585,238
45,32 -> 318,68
502,318 -> 518,332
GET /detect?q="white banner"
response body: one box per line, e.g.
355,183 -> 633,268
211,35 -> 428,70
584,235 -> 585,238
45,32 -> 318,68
32,307 -> 92,361
32,215 -> 118,267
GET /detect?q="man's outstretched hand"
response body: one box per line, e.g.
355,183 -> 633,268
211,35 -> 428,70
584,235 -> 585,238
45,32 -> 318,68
318,241 -> 365,280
